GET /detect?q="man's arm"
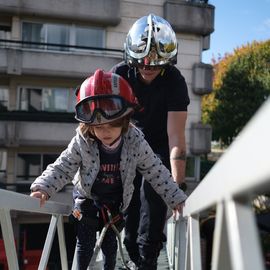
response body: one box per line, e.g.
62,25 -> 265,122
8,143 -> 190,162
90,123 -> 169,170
167,111 -> 188,185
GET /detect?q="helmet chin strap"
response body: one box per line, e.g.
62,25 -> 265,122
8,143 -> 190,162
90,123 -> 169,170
102,134 -> 122,150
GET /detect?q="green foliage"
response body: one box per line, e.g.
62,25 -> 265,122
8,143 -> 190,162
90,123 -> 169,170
202,40 -> 270,145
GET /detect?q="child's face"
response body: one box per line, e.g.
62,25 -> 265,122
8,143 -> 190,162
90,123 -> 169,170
93,123 -> 122,145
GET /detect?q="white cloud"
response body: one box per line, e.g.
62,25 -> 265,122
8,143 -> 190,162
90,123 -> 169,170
254,18 -> 270,34
263,18 -> 270,28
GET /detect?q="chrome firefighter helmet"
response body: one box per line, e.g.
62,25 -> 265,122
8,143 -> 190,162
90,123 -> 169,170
124,13 -> 178,68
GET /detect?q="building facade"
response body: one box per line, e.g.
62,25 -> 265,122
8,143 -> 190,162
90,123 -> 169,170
0,0 -> 214,267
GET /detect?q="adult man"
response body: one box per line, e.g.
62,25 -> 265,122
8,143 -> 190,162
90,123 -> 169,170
111,14 -> 190,269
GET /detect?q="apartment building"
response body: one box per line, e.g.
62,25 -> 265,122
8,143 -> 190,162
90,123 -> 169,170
0,0 -> 214,267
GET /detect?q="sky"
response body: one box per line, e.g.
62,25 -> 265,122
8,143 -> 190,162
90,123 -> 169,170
202,0 -> 270,63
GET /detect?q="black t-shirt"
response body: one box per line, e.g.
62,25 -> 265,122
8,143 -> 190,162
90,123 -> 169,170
91,140 -> 123,205
112,63 -> 190,164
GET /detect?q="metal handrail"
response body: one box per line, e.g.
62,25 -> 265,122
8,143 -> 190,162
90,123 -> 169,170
0,38 -> 123,54
179,98 -> 270,270
0,188 -> 71,270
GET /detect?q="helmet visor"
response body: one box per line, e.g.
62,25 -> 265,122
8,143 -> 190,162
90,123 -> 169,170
75,95 -> 130,123
153,17 -> 177,58
126,16 -> 152,59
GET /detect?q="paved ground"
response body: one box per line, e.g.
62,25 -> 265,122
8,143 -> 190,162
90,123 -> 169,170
116,246 -> 170,270
92,246 -> 170,269
90,228 -> 170,270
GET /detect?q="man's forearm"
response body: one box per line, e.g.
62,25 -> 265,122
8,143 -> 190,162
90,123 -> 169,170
170,149 -> 186,184
167,110 -> 188,185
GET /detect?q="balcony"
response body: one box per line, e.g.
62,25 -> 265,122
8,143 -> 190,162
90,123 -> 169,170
0,113 -> 77,147
0,40 -> 123,79
0,0 -> 120,26
164,0 -> 215,36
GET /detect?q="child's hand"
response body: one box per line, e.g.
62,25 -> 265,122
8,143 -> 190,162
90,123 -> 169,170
72,208 -> 82,220
173,202 -> 185,219
30,191 -> 48,207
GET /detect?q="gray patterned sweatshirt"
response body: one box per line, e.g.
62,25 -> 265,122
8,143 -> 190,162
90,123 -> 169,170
30,125 -> 187,212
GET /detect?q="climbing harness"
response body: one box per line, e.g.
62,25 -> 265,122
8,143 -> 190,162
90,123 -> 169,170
88,204 -> 131,269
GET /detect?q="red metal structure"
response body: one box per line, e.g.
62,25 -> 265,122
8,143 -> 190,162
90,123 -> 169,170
21,230 -> 48,270
0,238 -> 8,270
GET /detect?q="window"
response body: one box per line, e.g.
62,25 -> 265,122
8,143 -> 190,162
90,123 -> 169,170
17,154 -> 42,182
75,26 -> 104,48
22,22 -> 45,49
18,87 -> 76,112
186,156 -> 196,179
22,22 -> 105,51
0,150 -> 7,182
16,153 -> 58,192
46,24 -> 69,51
0,24 -> 11,41
43,88 -> 76,112
0,87 -> 8,111
186,156 -> 205,181
18,88 -> 42,111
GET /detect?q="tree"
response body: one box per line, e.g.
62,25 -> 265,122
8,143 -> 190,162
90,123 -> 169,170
202,40 -> 270,145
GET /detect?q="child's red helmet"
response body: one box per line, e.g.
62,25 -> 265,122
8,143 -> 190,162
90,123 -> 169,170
75,69 -> 138,125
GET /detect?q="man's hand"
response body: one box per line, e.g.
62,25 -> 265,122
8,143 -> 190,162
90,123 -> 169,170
30,191 -> 48,207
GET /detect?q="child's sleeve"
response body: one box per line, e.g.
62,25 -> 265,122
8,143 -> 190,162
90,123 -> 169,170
30,135 -> 82,199
72,185 -> 86,211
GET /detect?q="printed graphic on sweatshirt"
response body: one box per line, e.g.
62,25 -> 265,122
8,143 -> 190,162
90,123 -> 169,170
97,163 -> 121,185
91,143 -> 123,201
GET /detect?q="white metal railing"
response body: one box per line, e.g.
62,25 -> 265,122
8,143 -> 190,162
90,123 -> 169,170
3,98 -> 270,270
0,189 -> 71,270
168,97 -> 270,270
167,216 -> 187,270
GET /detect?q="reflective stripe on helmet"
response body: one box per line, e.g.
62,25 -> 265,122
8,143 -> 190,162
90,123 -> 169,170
111,73 -> 120,95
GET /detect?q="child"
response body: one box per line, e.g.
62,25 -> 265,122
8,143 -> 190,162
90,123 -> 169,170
30,69 -> 187,270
